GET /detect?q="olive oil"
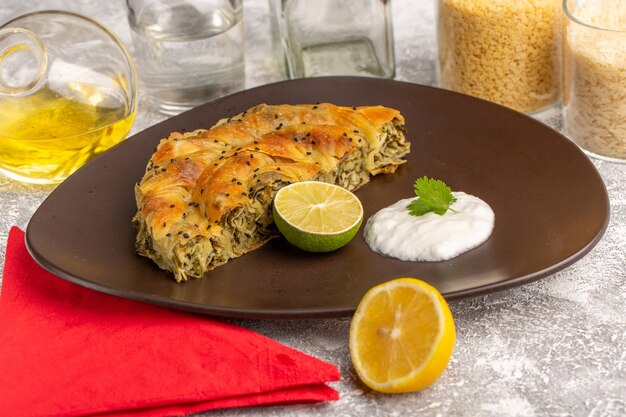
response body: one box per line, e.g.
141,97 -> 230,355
0,86 -> 135,184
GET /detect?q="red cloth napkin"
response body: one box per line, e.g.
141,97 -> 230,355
0,227 -> 340,417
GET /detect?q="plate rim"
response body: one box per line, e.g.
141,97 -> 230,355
25,227 -> 609,319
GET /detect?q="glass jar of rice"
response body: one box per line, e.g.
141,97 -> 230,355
563,0 -> 626,162
436,0 -> 562,113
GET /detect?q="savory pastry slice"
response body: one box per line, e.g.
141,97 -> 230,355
134,103 -> 410,282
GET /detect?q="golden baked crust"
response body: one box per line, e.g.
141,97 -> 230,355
134,103 -> 410,281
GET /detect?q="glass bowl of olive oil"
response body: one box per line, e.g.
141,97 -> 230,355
0,11 -> 138,184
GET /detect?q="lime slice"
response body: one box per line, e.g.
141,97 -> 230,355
272,181 -> 364,252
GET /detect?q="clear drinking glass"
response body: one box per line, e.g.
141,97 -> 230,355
562,0 -> 626,162
269,0 -> 395,79
0,11 -> 137,184
126,0 -> 245,115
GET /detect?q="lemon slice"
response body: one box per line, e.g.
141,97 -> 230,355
272,181 -> 364,252
349,277 -> 456,393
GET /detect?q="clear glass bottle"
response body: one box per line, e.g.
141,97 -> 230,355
436,0 -> 562,113
0,11 -> 137,184
269,0 -> 395,79
563,0 -> 626,162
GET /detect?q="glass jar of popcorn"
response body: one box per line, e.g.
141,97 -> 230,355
436,0 -> 562,113
563,0 -> 626,162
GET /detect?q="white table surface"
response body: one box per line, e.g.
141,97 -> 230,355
1,1 -> 624,416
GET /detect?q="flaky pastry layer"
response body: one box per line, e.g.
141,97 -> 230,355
134,103 -> 410,281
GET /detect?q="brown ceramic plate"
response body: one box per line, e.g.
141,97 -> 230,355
25,77 -> 609,319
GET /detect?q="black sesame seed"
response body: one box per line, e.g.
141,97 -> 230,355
182,233 -> 190,239
306,151 -> 312,155
162,222 -> 166,227
254,168 -> 260,172
312,105 -> 318,109
166,233 -> 171,237
255,147 -> 260,151
225,193 -> 230,197
276,123 -> 283,130
354,129 -> 359,133
311,140 -> 316,145
246,161 -> 250,166
221,150 -> 226,154
277,167 -> 281,171
343,132 -> 347,137
232,178 -> 237,182
250,154 -> 254,159
201,189 -> 205,194
242,192 -> 247,196
170,204 -> 175,208
236,181 -> 242,185
219,156 -> 224,160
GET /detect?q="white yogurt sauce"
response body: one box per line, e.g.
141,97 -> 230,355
363,192 -> 495,261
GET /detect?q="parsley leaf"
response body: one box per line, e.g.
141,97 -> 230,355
407,176 -> 457,216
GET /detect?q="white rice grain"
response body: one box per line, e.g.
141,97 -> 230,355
563,0 -> 626,160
